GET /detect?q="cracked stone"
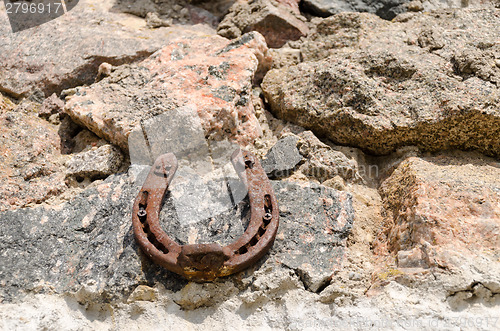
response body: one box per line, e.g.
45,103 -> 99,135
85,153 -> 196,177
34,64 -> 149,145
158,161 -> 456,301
0,96 -> 67,211
261,135 -> 302,178
66,145 -> 124,178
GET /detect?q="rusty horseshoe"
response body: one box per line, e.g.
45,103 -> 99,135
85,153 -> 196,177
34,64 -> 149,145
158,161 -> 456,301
132,149 -> 279,281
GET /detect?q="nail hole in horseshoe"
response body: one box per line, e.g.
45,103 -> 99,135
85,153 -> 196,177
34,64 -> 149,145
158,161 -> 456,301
244,160 -> 254,169
237,246 -> 248,255
249,236 -> 258,246
142,220 -> 169,254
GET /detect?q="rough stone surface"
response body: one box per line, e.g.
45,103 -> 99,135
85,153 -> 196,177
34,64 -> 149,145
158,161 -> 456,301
0,0 -> 214,98
271,181 -> 354,291
302,0 -> 410,19
0,96 -> 67,211
297,131 -> 360,183
302,0 -> 495,20
66,145 -> 124,178
290,13 -> 386,63
262,9 -> 500,157
0,169 -> 353,302
65,31 -> 270,151
261,135 -> 303,178
377,152 -> 500,273
39,94 -> 65,119
113,0 -> 227,26
2,1 -> 500,329
218,0 -> 309,48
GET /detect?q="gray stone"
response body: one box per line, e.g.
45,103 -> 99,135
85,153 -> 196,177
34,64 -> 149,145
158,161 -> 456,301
0,97 -> 67,211
261,135 -> 302,178
66,145 -> 124,178
0,170 -> 353,302
302,0 -> 409,20
113,0 -> 223,26
64,32 -> 269,151
269,181 -> 354,292
39,94 -> 65,119
262,9 -> 500,157
0,0 -> 213,98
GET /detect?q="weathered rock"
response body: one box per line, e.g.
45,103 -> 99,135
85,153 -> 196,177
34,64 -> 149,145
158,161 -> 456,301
218,0 -> 309,48
145,12 -> 172,29
113,0 -> 223,26
302,0 -> 409,20
66,145 -> 124,179
276,0 -> 301,13
126,285 -> 157,303
270,181 -> 354,291
419,0 -> 499,11
58,115 -> 85,155
0,0 -> 212,98
173,282 -> 239,310
0,168 -> 353,302
261,135 -> 302,178
291,13 -> 387,63
377,152 -> 500,273
72,129 -> 108,154
0,97 -> 67,211
262,9 -> 500,157
39,94 -> 65,119
95,62 -> 115,82
301,0 -> 496,20
297,131 -> 359,182
269,47 -> 302,69
65,32 -> 270,151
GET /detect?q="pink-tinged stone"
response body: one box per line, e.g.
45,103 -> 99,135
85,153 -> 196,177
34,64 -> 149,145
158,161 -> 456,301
0,2 -> 215,99
377,152 -> 500,271
64,31 -> 270,152
218,0 -> 309,48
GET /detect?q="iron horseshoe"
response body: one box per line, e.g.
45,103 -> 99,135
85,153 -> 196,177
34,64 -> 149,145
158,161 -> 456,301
132,149 -> 279,281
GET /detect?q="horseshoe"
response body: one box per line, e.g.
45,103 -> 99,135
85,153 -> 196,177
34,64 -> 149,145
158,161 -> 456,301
132,149 -> 279,281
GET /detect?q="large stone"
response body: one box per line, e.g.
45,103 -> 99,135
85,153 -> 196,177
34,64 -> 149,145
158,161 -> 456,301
377,152 -> 500,275
64,31 -> 270,151
218,0 -> 309,48
0,0 -> 213,98
0,97 -> 67,211
262,9 -> 500,157
112,0 -> 228,26
0,167 -> 353,302
270,181 -> 354,292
